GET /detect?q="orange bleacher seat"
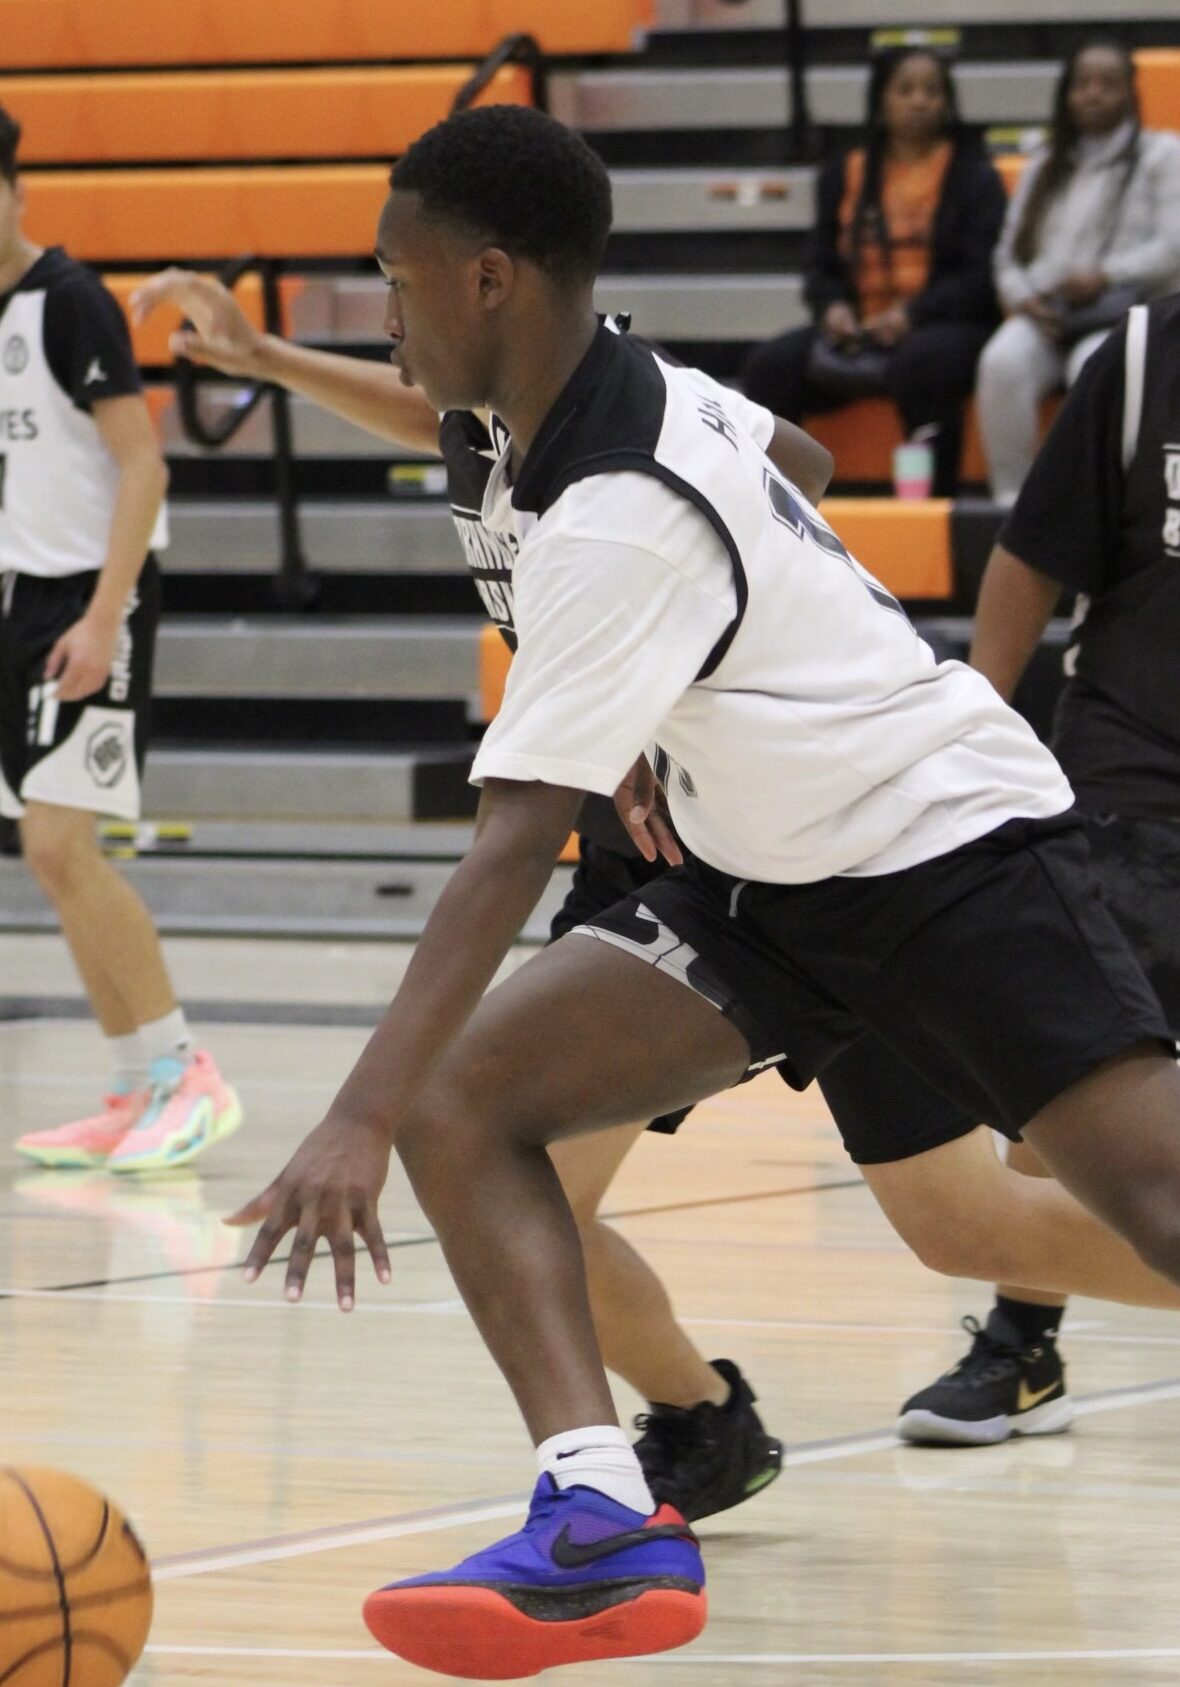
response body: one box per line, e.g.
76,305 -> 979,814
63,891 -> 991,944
1136,49 -> 1180,131
6,65 -> 531,166
819,499 -> 953,600
103,272 -> 278,366
24,166 -> 393,262
808,395 -> 1060,489
0,0 -> 653,70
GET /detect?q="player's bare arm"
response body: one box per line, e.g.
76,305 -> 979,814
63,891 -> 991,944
131,269 -> 443,453
766,417 -> 833,506
969,542 -> 1062,701
46,394 -> 167,703
228,775 -> 587,1307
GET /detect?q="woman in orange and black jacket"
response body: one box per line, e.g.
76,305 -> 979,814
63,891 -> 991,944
743,47 -> 1006,495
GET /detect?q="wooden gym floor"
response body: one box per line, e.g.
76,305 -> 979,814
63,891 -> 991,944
3,929 -> 1180,1686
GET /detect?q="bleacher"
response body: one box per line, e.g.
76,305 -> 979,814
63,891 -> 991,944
1,0 -> 1178,936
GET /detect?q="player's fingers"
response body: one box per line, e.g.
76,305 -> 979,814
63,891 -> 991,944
226,1182 -> 279,1229
240,1213 -> 293,1284
169,330 -> 214,363
130,268 -> 210,321
329,1215 -> 357,1312
623,811 -> 658,863
357,1208 -> 392,1287
43,640 -> 66,680
128,268 -> 188,320
648,813 -> 684,868
283,1202 -> 323,1304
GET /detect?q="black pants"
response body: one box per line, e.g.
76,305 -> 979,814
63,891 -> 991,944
743,319 -> 993,496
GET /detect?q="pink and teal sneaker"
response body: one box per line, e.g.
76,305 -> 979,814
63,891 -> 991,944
108,1050 -> 242,1174
14,1089 -> 151,1168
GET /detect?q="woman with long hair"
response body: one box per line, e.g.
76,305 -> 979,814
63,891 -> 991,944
979,39 -> 1180,502
743,46 -> 1005,496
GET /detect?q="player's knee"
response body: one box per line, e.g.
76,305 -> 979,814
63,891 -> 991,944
901,1214 -> 1011,1282
1118,1196 -> 1180,1287
19,813 -> 89,894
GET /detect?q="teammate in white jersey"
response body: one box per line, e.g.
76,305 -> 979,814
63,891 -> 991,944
0,108 -> 241,1173
148,109 -> 1180,1678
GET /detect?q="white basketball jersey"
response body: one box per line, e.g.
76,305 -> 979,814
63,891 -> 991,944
0,246 -> 167,577
472,324 -> 1073,883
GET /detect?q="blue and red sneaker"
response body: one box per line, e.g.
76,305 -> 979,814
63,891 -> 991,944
362,1474 -> 706,1679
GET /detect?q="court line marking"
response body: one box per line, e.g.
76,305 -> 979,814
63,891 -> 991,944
142,1644 -> 1180,1665
0,1286 -> 1152,1350
0,1178 -> 864,1298
147,1373 -> 1180,1583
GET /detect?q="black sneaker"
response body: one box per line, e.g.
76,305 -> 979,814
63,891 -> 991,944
633,1358 -> 783,1521
896,1310 -> 1075,1447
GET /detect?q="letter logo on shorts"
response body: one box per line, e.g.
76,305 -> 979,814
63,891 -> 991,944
85,722 -> 129,788
3,335 -> 27,375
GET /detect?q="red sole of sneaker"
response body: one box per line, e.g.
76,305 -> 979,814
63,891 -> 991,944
362,1583 -> 706,1679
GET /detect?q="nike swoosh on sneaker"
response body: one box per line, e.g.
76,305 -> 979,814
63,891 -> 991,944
1017,1379 -> 1061,1411
549,1521 -> 695,1570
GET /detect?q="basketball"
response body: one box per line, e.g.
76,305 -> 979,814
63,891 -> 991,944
0,1467 -> 153,1687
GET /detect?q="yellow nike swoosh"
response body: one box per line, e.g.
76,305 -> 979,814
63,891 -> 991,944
1017,1379 -> 1060,1411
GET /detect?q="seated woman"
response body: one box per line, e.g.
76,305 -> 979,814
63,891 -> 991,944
979,38 -> 1180,503
743,46 -> 1004,497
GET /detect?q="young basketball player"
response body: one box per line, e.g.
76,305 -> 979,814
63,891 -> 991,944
143,113 -> 1180,1669
897,294 -> 1180,1444
130,271 -> 836,1522
0,107 -> 241,1172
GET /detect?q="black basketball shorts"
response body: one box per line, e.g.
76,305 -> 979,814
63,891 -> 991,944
1084,813 -> 1180,1029
0,558 -> 159,822
570,811 -> 1174,1165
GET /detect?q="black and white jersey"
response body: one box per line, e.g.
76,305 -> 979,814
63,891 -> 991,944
471,322 -> 1071,884
0,246 -> 167,577
438,323 -> 774,648
1001,293 -> 1180,819
440,408 -> 518,642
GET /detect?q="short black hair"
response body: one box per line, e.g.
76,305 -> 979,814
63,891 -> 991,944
0,106 -> 21,184
390,105 -> 612,285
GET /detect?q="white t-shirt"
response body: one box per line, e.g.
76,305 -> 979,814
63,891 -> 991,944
471,327 -> 1072,884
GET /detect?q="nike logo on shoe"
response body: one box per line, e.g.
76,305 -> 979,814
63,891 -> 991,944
550,1520 -> 695,1570
1017,1379 -> 1061,1411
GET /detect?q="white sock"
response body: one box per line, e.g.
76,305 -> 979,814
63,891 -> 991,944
537,1424 -> 655,1515
138,1008 -> 195,1068
106,1032 -> 150,1093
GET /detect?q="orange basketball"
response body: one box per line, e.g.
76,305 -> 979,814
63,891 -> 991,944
0,1467 -> 153,1687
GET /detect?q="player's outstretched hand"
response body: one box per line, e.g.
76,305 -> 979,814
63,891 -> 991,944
129,268 -> 265,377
226,1112 -> 394,1311
615,755 -> 683,868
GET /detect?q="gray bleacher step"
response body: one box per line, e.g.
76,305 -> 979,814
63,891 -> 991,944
142,746 -> 473,822
611,166 -> 815,231
653,0 -> 1169,26
596,273 -> 804,341
279,274 -> 807,355
549,61 -> 1058,131
109,818 -> 477,858
155,616 -> 480,700
160,392 -> 435,461
0,854 -> 569,943
166,499 -> 463,575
